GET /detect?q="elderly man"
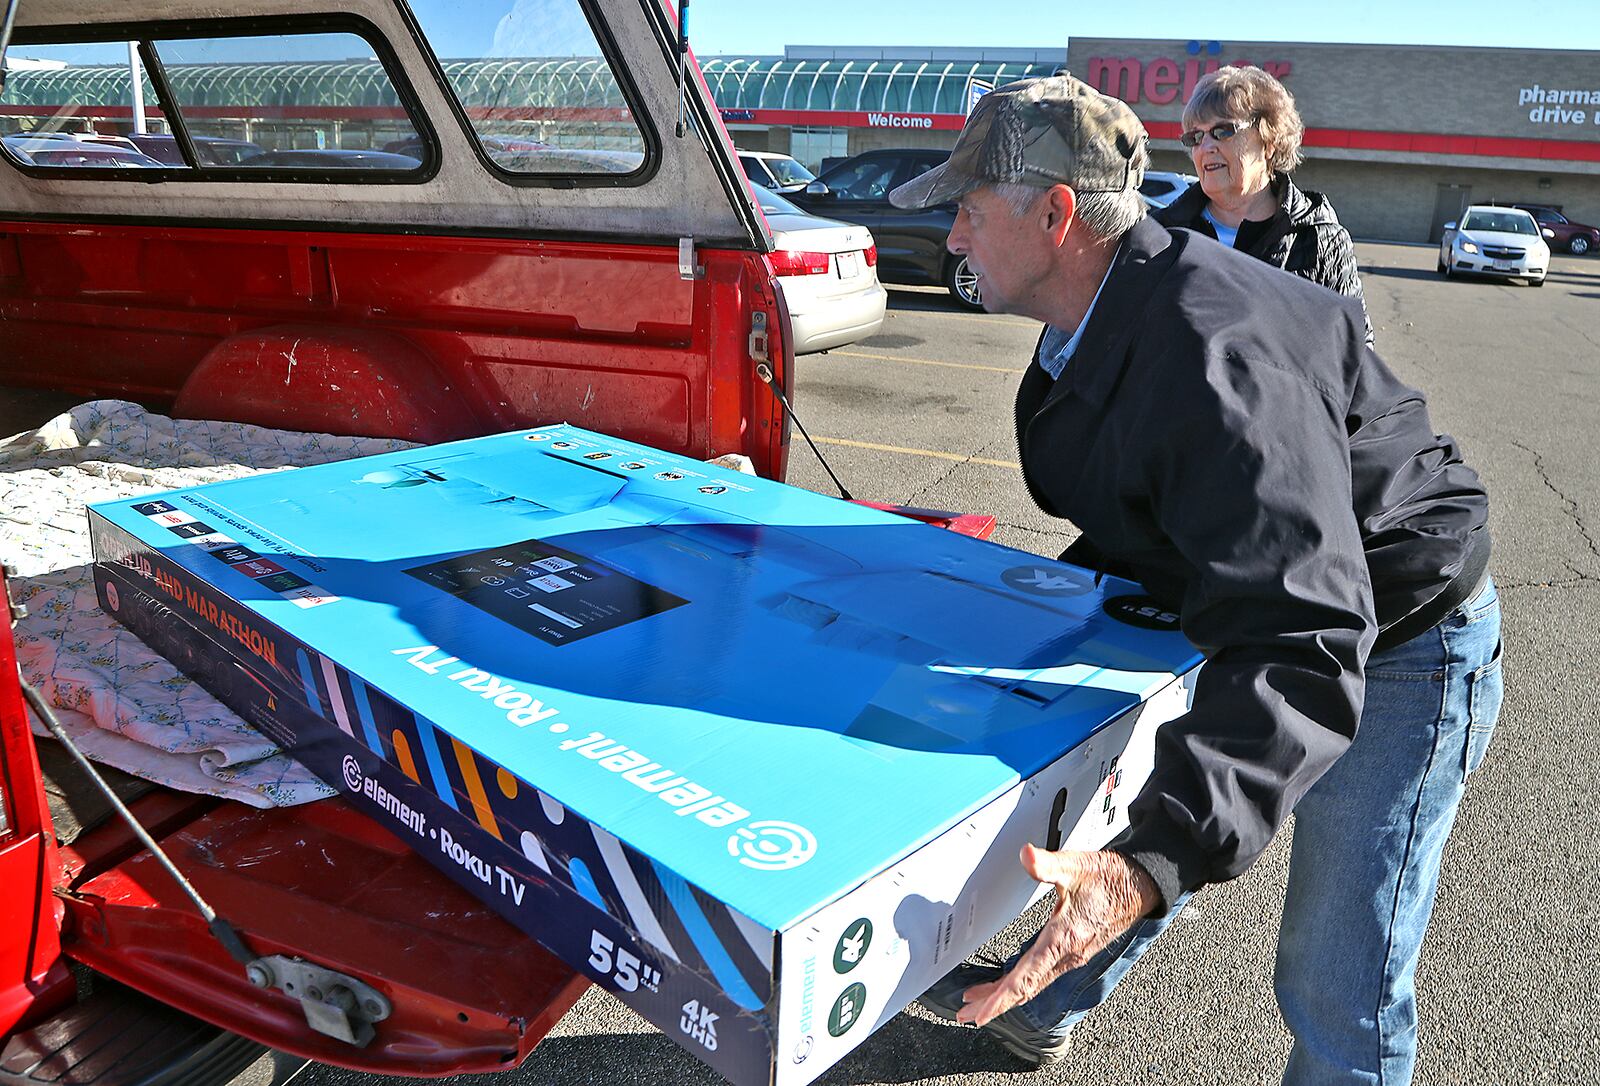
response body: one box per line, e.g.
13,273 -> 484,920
891,75 -> 1500,1086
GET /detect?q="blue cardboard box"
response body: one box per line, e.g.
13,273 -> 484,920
89,424 -> 1201,1086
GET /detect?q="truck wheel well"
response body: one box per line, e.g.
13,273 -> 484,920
173,325 -> 481,443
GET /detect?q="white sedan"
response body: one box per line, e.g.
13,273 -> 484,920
757,189 -> 886,354
1438,205 -> 1550,286
1138,169 -> 1197,209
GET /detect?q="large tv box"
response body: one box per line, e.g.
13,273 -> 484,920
89,424 -> 1201,1086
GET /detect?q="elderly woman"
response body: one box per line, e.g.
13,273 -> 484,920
1156,65 -> 1372,338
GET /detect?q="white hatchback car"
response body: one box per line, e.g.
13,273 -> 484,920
1439,205 -> 1550,286
737,149 -> 817,194
756,188 -> 886,354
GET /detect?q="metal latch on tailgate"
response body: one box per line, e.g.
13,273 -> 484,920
246,955 -> 392,1047
678,236 -> 702,280
748,309 -> 769,364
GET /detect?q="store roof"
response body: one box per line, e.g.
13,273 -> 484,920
699,56 -> 1064,115
1,54 -> 1066,117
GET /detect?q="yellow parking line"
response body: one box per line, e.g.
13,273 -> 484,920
828,349 -> 1024,374
815,436 -> 1019,470
891,308 -> 1039,329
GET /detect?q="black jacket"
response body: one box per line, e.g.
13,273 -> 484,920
1018,217 -> 1490,910
1155,173 -> 1373,343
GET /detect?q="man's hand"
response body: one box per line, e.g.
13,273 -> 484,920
957,846 -> 1161,1027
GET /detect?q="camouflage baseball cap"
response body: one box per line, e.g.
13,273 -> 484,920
889,73 -> 1147,209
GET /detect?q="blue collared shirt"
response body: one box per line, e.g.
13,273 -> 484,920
1037,253 -> 1118,380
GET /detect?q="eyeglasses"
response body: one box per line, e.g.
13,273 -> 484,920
1179,119 -> 1256,148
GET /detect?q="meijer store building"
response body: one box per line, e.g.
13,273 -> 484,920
1072,38 -> 1600,242
707,39 -> 1600,243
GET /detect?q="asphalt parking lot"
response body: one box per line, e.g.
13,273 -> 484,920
290,240 -> 1599,1086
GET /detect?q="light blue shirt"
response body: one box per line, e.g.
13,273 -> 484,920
1037,253 -> 1118,381
1202,207 -> 1239,249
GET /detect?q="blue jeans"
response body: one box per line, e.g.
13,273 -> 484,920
1006,578 -> 1503,1086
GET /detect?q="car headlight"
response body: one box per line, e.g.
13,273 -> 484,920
1457,238 -> 1479,255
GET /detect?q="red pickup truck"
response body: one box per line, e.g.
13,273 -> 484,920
0,0 -> 799,1080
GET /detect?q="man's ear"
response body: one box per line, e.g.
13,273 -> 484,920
1042,184 -> 1076,247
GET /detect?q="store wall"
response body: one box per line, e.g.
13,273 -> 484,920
847,127 -> 959,157
1148,147 -> 1196,176
1067,38 -> 1600,147
1074,38 -> 1600,243
727,127 -> 773,152
1304,161 -> 1600,243
1294,160 -> 1449,241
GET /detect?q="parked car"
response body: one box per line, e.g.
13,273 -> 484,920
484,146 -> 645,174
1139,169 -> 1196,208
737,149 -> 816,194
786,148 -> 982,309
1511,203 -> 1600,255
2,130 -> 138,150
267,142 -> 638,175
124,132 -> 266,165
237,148 -> 423,169
37,131 -> 142,152
1,137 -> 164,168
1438,205 -> 1550,286
755,187 -> 884,353
384,133 -> 552,168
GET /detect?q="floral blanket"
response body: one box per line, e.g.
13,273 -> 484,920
2,401 -> 414,807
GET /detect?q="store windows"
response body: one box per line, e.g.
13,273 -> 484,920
789,126 -> 847,172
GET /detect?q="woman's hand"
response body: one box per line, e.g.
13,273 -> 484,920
955,846 -> 1161,1026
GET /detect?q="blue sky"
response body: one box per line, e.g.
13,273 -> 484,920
11,1 -> 1599,67
689,0 -> 1600,56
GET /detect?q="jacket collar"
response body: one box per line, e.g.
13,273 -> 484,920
1160,171 -> 1326,233
1040,216 -> 1179,411
1159,177 -> 1210,228
1274,172 -> 1311,223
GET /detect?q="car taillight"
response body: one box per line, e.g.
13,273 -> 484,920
769,250 -> 831,276
863,244 -> 878,267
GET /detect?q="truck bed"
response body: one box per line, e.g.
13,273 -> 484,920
7,388 -> 157,843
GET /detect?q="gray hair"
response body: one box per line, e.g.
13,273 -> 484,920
990,137 -> 1148,240
1183,65 -> 1304,172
